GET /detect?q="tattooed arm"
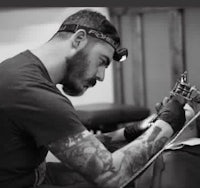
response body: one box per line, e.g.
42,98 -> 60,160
48,119 -> 173,188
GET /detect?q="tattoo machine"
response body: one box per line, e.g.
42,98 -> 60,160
164,71 -> 200,142
170,71 -> 200,103
148,71 -> 200,126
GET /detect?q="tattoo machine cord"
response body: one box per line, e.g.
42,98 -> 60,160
121,71 -> 200,188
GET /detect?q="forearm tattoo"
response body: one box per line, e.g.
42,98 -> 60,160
120,127 -> 168,177
49,131 -> 116,184
48,126 -> 169,187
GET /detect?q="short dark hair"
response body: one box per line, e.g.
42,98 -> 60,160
54,9 -> 120,46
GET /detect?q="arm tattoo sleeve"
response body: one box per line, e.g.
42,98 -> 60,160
48,130 -> 117,185
48,121 -> 172,188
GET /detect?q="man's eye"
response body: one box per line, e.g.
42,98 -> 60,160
99,61 -> 104,66
99,61 -> 108,68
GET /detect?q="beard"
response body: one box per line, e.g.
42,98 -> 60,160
61,49 -> 96,96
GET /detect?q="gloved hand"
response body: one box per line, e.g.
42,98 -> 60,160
157,96 -> 186,133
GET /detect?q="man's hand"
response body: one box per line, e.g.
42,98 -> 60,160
157,96 -> 186,133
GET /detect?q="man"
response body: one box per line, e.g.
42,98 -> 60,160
0,9 -> 186,188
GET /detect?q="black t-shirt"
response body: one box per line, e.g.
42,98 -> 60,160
0,50 -> 86,188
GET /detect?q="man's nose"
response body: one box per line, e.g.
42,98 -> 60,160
96,66 -> 105,82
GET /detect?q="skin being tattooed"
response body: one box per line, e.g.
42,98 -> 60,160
48,119 -> 173,188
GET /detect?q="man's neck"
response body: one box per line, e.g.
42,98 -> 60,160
30,43 -> 67,84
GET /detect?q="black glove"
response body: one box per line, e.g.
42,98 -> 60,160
158,97 -> 186,133
124,122 -> 147,142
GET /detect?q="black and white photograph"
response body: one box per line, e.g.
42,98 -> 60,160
0,3 -> 200,188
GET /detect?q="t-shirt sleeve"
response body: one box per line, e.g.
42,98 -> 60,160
11,84 -> 86,147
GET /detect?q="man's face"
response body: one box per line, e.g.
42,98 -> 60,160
62,41 -> 114,96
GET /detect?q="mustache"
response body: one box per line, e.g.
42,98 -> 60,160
87,78 -> 96,87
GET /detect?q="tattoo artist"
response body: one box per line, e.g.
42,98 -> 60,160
0,9 -> 186,188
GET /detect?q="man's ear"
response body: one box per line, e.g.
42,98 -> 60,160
71,29 -> 88,50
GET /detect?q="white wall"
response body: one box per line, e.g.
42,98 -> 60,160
0,7 -> 114,106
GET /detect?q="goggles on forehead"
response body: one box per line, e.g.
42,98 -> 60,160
58,24 -> 128,62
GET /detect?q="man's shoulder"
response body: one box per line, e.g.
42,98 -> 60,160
0,50 -> 29,64
0,50 -> 34,78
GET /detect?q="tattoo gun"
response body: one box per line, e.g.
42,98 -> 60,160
170,71 -> 200,103
148,71 -> 200,126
